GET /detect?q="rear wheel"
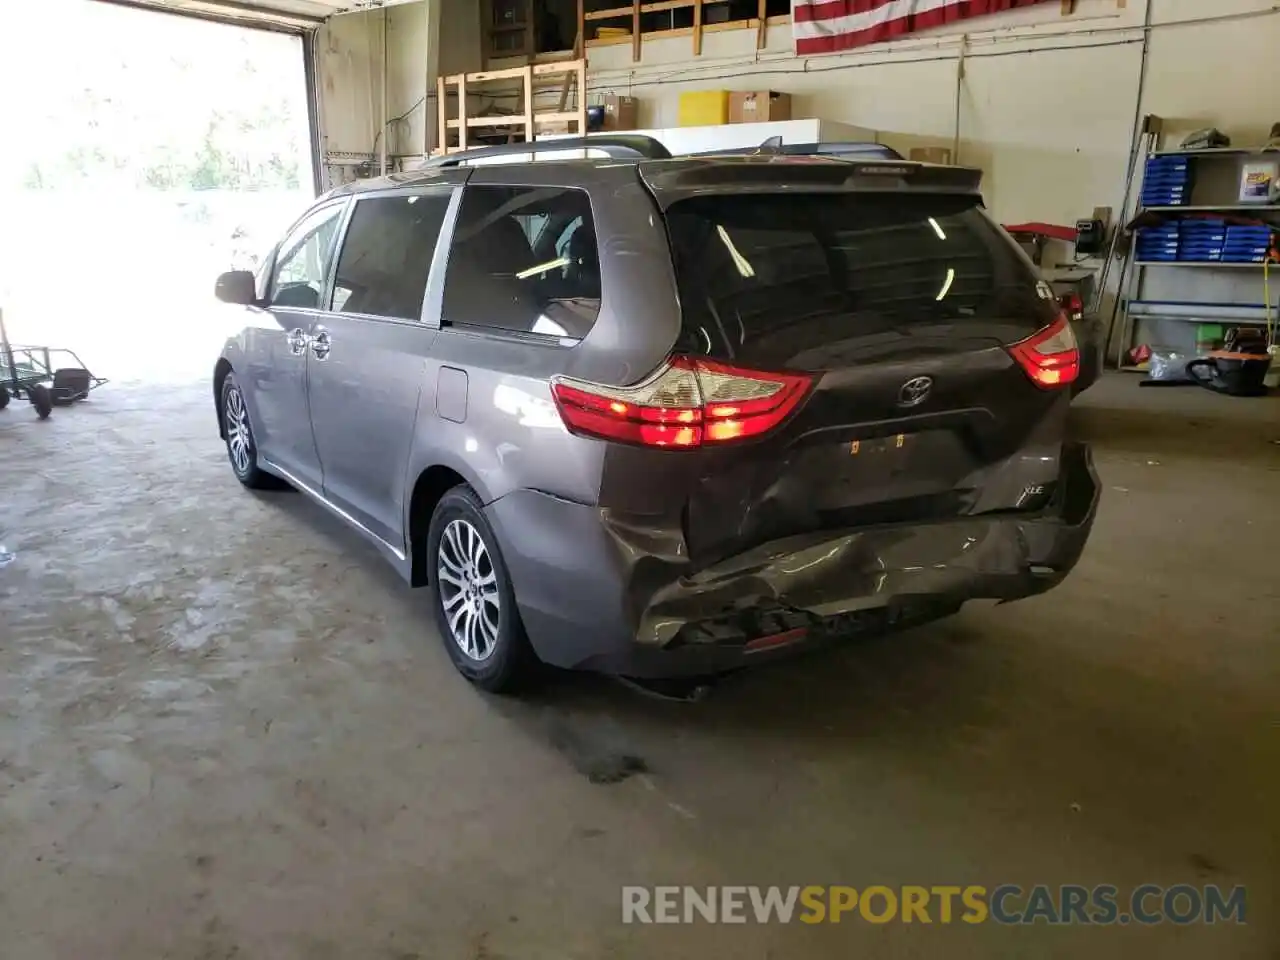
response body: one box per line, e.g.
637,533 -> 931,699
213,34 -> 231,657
427,486 -> 535,693
0,385 -> 9,410
220,372 -> 277,488
30,384 -> 52,420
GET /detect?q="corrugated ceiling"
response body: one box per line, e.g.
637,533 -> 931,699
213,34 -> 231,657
94,0 -> 421,31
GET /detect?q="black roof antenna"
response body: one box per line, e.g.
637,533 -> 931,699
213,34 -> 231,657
753,135 -> 785,156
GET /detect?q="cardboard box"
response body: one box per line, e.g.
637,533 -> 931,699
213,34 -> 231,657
909,146 -> 953,165
679,90 -> 731,127
602,94 -> 638,131
729,91 -> 792,124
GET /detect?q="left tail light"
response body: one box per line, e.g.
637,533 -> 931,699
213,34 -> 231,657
1059,291 -> 1084,322
551,355 -> 814,449
1008,313 -> 1080,390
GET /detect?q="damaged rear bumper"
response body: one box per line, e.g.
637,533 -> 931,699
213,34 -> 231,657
486,442 -> 1100,678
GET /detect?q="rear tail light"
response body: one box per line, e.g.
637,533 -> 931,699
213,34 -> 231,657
1008,313 -> 1080,390
1060,291 -> 1084,322
551,356 -> 814,448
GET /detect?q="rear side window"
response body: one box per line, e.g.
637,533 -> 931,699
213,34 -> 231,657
331,191 -> 453,321
441,185 -> 600,340
664,193 -> 1056,364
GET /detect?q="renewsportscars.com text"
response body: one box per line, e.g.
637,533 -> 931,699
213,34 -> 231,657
622,884 -> 1247,926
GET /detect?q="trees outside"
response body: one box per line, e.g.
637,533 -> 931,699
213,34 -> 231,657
0,1 -> 315,382
3,1 -> 310,194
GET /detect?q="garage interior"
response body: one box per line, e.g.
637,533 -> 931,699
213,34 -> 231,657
1,0 -> 1278,957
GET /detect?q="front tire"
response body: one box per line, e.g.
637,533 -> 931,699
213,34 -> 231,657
220,372 -> 277,489
427,486 -> 535,693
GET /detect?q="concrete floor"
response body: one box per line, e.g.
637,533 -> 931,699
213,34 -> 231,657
0,374 -> 1276,959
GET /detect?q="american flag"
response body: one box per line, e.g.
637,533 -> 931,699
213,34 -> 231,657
793,0 -> 1055,55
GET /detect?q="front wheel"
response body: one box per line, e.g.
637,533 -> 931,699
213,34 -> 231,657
220,372 -> 278,488
427,486 -> 536,693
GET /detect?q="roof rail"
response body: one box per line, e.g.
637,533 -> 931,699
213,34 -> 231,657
422,134 -> 673,168
694,140 -> 906,161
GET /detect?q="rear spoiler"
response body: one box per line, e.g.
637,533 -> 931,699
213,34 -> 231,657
694,137 -> 905,161
637,157 -> 984,207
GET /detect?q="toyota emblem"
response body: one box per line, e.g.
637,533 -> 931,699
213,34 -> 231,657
897,376 -> 933,408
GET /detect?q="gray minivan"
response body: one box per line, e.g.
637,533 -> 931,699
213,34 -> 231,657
213,145 -> 1100,693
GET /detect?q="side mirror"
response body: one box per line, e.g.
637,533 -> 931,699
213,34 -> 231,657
215,270 -> 258,306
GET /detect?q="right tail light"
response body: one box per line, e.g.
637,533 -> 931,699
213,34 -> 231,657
551,356 -> 814,449
1008,313 -> 1080,390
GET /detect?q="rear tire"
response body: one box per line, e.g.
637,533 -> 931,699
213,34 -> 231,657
427,486 -> 536,693
0,385 -> 9,410
30,384 -> 52,420
220,372 -> 278,489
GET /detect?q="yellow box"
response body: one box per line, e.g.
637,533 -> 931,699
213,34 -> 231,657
678,90 -> 730,127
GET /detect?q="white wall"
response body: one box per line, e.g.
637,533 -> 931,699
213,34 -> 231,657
583,0 -> 1278,227
315,0 -> 1280,351
314,0 -> 479,179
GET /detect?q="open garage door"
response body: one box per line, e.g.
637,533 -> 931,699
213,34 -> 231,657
0,1 -> 324,382
95,0 -> 422,32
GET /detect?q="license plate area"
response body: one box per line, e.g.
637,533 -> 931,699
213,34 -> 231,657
812,429 -> 965,511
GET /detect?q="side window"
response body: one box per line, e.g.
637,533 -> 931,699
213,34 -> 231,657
441,185 -> 600,340
332,191 -> 453,321
269,203 -> 345,310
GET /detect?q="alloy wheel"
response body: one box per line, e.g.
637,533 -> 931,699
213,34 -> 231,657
436,518 -> 500,662
224,384 -> 252,476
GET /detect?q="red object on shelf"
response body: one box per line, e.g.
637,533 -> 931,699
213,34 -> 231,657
1002,222 -> 1078,242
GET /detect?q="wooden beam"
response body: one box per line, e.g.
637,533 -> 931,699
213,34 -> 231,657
533,111 -> 584,125
449,115 -> 521,128
523,67 -> 535,144
557,30 -> 582,113
532,59 -> 584,75
632,0 -> 641,62
455,65 -> 530,82
756,0 -> 767,48
457,73 -> 467,150
436,74 -> 447,153
586,0 -> 722,19
693,0 -> 702,55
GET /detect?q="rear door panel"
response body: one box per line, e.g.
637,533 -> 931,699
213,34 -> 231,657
306,182 -> 461,552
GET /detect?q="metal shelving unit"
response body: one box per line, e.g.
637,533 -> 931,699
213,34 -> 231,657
1133,260 -> 1270,268
1115,134 -> 1279,367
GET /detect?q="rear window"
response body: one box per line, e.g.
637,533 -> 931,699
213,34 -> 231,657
664,193 -> 1056,363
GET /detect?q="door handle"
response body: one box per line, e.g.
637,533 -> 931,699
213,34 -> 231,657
310,328 -> 332,360
286,327 -> 308,356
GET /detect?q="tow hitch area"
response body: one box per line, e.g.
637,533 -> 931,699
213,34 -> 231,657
615,675 -> 721,702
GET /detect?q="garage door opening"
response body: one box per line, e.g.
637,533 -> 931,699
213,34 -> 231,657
0,0 -> 316,384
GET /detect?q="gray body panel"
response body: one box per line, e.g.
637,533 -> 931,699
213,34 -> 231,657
216,156 -> 1100,678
